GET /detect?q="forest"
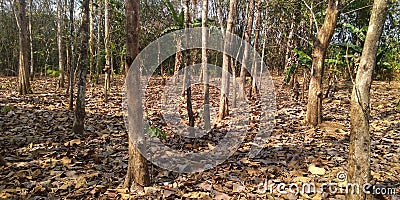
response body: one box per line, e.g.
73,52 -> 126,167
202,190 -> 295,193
0,0 -> 399,199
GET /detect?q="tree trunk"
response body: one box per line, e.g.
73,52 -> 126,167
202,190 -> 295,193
104,0 -> 111,102
124,0 -> 150,188
250,0 -> 261,97
306,0 -> 340,126
346,0 -> 387,199
218,0 -> 237,120
16,0 -> 31,95
95,0 -> 102,84
173,37 -> 182,85
89,0 -> 95,83
57,0 -> 65,88
201,0 -> 210,130
28,0 -> 34,81
68,0 -> 75,110
238,0 -> 255,100
183,0 -> 195,127
72,0 -> 89,134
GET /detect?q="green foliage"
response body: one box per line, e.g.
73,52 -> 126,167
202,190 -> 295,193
1,105 -> 13,113
397,100 -> 400,110
293,48 -> 312,64
164,0 -> 184,27
145,123 -> 166,140
284,64 -> 296,83
46,68 -> 61,77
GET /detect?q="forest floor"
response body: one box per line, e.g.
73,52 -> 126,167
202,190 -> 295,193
0,75 -> 399,199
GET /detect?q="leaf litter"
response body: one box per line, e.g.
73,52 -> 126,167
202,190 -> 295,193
0,75 -> 399,199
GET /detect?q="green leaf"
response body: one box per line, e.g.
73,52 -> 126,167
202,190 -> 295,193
1,105 -> 13,113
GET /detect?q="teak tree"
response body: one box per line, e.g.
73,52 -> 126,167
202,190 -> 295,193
15,0 -> 31,95
218,0 -> 237,120
183,0 -> 195,127
57,0 -> 65,88
72,0 -> 89,134
124,0 -> 150,188
104,0 -> 111,102
238,0 -> 255,100
346,0 -> 387,199
201,0 -> 210,130
306,0 -> 340,126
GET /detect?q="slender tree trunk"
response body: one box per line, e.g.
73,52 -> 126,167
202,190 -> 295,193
215,0 -> 224,34
346,0 -> 387,199
284,16 -> 295,84
202,0 -> 210,130
57,0 -> 65,88
184,0 -> 195,127
250,0 -> 261,97
218,0 -> 237,120
68,0 -> 75,110
95,0 -> 102,84
89,0 -> 95,83
238,0 -> 255,100
306,0 -> 340,126
72,0 -> 89,134
29,0 -> 34,81
16,0 -> 31,95
104,0 -> 111,102
173,36 -> 182,85
124,0 -> 150,188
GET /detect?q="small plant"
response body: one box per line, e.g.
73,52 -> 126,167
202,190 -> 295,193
396,100 -> 400,110
145,123 -> 166,140
1,105 -> 13,113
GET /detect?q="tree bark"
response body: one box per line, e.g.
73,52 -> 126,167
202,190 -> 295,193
16,0 -> 31,95
306,0 -> 340,126
218,0 -> 237,120
28,0 -> 34,81
72,0 -> 89,134
173,37 -> 182,85
104,0 -> 111,102
238,0 -> 255,100
346,0 -> 387,199
95,0 -> 102,84
68,0 -> 75,110
57,0 -> 65,88
124,0 -> 150,188
202,0 -> 210,130
183,0 -> 195,127
89,0 -> 95,83
250,0 -> 261,97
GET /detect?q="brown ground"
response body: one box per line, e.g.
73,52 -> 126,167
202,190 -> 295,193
0,75 -> 399,199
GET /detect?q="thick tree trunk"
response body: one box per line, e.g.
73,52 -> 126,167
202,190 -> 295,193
306,0 -> 340,126
238,0 -> 255,100
202,0 -> 210,130
124,0 -> 150,188
104,0 -> 111,102
72,0 -> 89,134
346,0 -> 387,199
16,0 -> 31,95
218,0 -> 237,120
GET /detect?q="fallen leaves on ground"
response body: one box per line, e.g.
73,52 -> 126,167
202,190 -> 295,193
0,75 -> 399,199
